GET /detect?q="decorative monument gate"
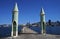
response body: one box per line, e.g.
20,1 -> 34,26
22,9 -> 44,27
11,3 -> 46,37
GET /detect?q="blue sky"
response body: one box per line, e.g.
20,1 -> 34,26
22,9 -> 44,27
0,0 -> 60,24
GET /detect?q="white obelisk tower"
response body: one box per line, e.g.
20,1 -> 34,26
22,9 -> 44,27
40,8 -> 46,35
11,3 -> 19,37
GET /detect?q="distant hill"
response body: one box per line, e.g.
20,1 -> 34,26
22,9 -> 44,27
31,21 -> 60,26
0,21 -> 60,27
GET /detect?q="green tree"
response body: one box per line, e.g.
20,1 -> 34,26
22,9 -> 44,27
56,21 -> 60,26
48,19 -> 51,25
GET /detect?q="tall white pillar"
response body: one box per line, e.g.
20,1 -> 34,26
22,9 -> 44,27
40,8 -> 46,35
11,3 -> 19,37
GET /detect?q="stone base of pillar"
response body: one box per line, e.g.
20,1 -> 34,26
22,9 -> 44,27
11,31 -> 18,37
41,30 -> 46,35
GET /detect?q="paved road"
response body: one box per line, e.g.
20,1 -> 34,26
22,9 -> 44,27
0,34 -> 60,39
